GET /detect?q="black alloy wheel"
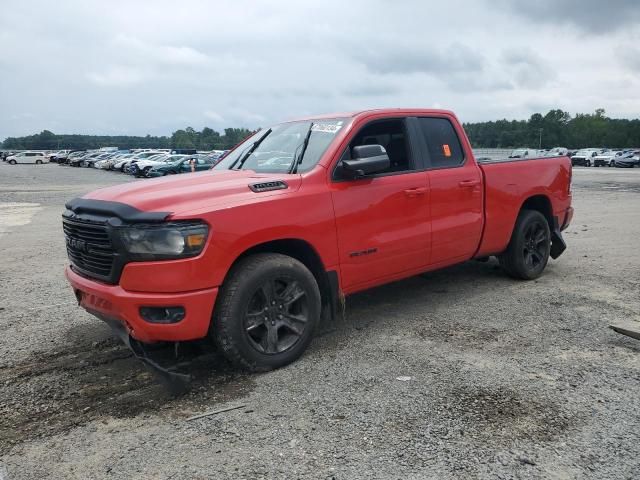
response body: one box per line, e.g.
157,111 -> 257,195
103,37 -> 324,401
522,221 -> 548,271
499,209 -> 551,280
244,276 -> 310,354
213,253 -> 321,371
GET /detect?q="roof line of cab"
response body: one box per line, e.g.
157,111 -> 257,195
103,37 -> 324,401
284,108 -> 457,123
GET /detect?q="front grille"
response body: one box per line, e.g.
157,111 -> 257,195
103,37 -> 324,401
63,218 -> 116,280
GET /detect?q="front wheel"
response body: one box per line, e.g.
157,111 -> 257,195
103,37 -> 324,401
212,253 -> 321,371
499,209 -> 551,280
8,160 -> 16,165
36,159 -> 43,164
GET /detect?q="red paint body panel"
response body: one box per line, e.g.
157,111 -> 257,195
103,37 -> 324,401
66,266 -> 217,342
63,108 -> 573,342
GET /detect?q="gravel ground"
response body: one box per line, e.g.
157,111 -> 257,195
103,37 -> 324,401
0,164 -> 639,479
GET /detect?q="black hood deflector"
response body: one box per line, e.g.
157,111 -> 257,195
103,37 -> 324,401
65,198 -> 171,223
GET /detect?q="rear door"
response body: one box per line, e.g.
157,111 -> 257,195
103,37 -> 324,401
411,116 -> 483,266
329,117 -> 431,291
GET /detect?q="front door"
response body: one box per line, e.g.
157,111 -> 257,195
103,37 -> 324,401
329,117 -> 431,292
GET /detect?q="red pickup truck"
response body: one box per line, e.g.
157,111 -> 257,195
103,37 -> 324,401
63,109 -> 573,374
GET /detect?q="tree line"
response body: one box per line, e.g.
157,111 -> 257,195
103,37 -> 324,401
1,127 -> 254,151
3,109 -> 640,151
464,109 -> 640,149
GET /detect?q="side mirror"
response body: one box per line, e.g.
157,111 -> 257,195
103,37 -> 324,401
340,144 -> 390,179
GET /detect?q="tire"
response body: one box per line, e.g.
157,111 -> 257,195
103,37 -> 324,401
499,209 -> 551,280
212,253 -> 321,372
36,159 -> 42,164
8,160 -> 16,165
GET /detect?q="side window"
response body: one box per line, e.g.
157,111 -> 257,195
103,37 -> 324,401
341,118 -> 412,174
417,117 -> 464,168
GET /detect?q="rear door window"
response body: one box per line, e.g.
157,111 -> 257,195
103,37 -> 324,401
417,117 -> 464,168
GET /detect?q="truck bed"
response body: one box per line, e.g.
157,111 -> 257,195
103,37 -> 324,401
475,156 -> 572,257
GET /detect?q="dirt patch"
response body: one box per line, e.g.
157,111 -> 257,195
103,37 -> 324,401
0,337 -> 255,452
416,322 -> 504,346
434,385 -> 574,445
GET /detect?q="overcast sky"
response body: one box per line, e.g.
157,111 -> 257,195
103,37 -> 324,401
1,0 -> 639,138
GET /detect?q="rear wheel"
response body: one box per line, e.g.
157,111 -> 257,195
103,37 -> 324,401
499,209 -> 551,280
212,253 -> 321,371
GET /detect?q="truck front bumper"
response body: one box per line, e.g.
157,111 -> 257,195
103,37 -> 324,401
65,266 -> 217,343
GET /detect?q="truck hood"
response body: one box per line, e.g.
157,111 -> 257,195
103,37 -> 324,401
84,169 -> 300,217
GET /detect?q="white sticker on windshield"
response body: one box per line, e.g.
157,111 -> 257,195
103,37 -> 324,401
312,123 -> 343,134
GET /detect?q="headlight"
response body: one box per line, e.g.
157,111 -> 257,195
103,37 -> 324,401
118,222 -> 209,260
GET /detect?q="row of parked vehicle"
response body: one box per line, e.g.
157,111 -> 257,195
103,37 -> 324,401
47,148 -> 229,177
569,148 -> 640,168
506,147 -> 640,168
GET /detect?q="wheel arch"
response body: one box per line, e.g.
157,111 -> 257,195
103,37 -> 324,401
222,238 -> 340,324
520,194 -> 553,228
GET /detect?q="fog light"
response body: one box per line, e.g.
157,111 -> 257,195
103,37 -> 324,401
139,306 -> 185,324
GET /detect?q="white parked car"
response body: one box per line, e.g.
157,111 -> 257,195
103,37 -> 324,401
593,150 -> 622,167
114,151 -> 163,172
6,151 -> 47,164
571,149 -> 600,167
544,147 -> 568,157
130,154 -> 186,177
508,148 -> 540,159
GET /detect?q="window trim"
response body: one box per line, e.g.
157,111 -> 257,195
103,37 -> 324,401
410,116 -> 467,171
331,117 -> 420,182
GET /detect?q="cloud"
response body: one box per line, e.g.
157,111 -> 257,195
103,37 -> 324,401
501,0 -> 640,33
86,66 -> 146,87
356,43 -> 484,76
1,0 -> 639,138
502,48 -> 556,89
618,47 -> 640,72
112,34 -> 211,67
203,111 -> 224,122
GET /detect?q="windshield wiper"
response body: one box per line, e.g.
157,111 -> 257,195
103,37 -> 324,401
231,129 -> 272,170
289,122 -> 314,174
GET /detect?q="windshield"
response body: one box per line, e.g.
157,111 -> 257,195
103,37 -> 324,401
214,118 -> 347,173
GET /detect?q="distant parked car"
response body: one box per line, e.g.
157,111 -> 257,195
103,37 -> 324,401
571,149 -> 599,167
70,151 -> 100,167
508,148 -> 539,159
593,150 -> 622,167
544,147 -> 568,157
171,148 -> 197,155
5,151 -> 46,164
46,150 -> 70,163
60,150 -> 87,166
130,154 -> 187,177
614,152 -> 640,168
146,155 -> 217,177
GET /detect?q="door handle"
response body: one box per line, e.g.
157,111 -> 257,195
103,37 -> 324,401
404,187 -> 428,197
458,179 -> 480,188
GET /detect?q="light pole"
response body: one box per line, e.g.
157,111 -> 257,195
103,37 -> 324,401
538,128 -> 543,149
